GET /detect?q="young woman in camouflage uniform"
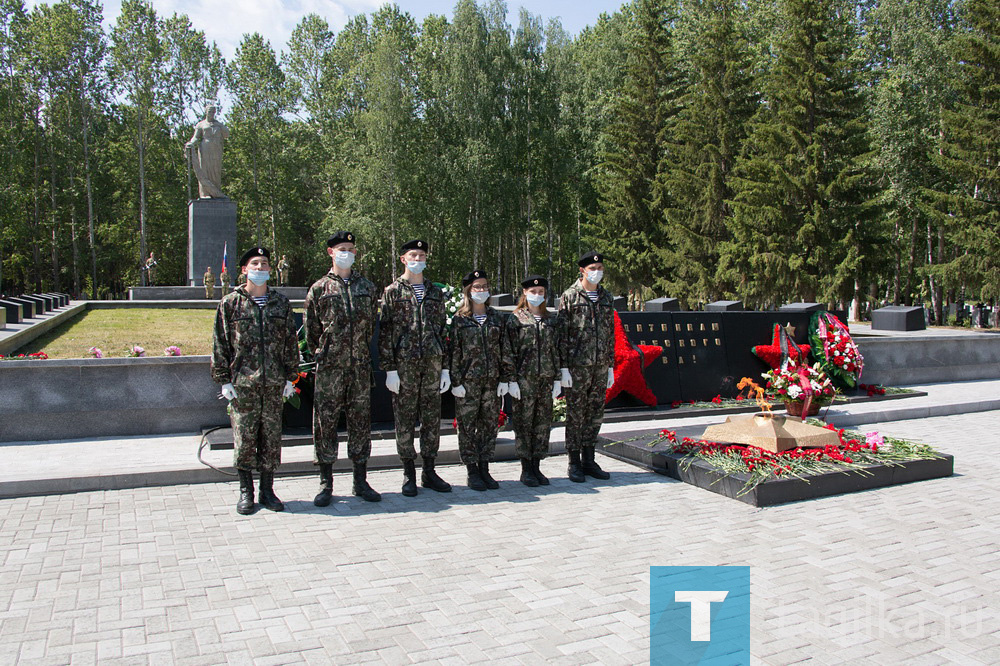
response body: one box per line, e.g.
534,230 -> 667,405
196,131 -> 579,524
503,275 -> 566,487
211,247 -> 300,515
448,270 -> 510,491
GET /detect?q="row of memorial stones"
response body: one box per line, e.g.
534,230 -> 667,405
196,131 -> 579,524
0,293 -> 71,329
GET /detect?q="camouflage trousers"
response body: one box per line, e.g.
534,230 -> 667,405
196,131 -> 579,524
205,284 -> 214,299
229,383 -> 284,472
392,356 -> 443,461
313,361 -> 372,466
511,376 -> 553,459
455,378 -> 501,465
564,365 -> 607,453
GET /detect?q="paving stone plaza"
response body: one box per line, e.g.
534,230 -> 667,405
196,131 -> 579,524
1,407 -> 998,664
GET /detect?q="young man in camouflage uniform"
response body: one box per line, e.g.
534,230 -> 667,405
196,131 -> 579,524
305,231 -> 381,505
204,266 -> 215,299
448,269 -> 509,491
378,239 -> 452,496
211,247 -> 300,514
558,251 -> 615,482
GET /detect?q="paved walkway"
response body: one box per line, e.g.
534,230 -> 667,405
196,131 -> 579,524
1,408 -> 998,664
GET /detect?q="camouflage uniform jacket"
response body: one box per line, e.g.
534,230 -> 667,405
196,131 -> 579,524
448,308 -> 509,387
304,271 -> 378,366
211,286 -> 300,389
502,308 -> 562,382
377,277 -> 448,371
558,281 -> 615,368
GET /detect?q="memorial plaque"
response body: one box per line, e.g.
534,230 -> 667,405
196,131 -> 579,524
188,198 -> 237,287
668,312 -> 729,401
615,312 -> 680,406
20,295 -> 48,314
489,293 -> 515,307
29,294 -> 54,312
644,297 -> 680,312
872,305 -> 926,331
0,300 -> 23,324
705,300 -> 744,311
7,297 -> 34,319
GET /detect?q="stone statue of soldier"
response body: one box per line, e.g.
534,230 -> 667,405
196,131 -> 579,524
186,103 -> 230,199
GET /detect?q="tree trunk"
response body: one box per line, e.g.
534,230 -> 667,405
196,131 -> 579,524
82,101 -> 97,299
138,109 -> 148,286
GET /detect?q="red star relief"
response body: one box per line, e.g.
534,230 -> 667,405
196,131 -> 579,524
606,311 -> 663,406
751,323 -> 812,370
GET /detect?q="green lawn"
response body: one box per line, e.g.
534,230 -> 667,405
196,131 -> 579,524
19,309 -> 220,359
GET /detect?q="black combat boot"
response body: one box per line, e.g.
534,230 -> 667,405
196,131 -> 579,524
421,457 -> 452,492
567,450 -> 586,483
313,463 -> 334,507
401,459 -> 418,497
478,460 -> 499,489
236,469 -> 255,515
258,471 -> 284,511
519,458 -> 539,487
582,446 -> 611,480
532,458 -> 550,485
352,463 -> 382,502
466,463 -> 487,491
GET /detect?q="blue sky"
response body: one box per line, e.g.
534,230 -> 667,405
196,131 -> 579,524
25,0 -> 627,60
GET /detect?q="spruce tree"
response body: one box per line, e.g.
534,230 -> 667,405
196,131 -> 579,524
658,0 -> 756,306
591,0 -> 683,298
927,0 -> 1000,311
726,0 -> 880,308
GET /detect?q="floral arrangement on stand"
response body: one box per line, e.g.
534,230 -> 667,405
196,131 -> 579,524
640,424 -> 942,496
810,312 -> 863,388
763,361 -> 836,416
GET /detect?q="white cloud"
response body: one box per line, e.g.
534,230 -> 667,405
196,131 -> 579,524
26,0 -> 381,60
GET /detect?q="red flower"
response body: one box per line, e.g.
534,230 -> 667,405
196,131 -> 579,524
711,395 -> 722,404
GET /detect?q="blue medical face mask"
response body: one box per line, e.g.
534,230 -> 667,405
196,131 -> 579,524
247,269 -> 270,285
526,293 -> 545,307
406,260 -> 426,274
470,291 -> 490,304
334,251 -> 356,269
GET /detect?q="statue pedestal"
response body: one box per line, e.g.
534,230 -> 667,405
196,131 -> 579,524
188,198 -> 237,286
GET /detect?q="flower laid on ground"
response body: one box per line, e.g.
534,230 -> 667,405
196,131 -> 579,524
164,345 -> 182,356
711,394 -> 723,404
87,346 -> 103,358
1,352 -> 48,361
630,423 -> 941,496
858,383 -> 886,397
763,361 -> 836,404
126,345 -> 145,357
498,410 -> 508,429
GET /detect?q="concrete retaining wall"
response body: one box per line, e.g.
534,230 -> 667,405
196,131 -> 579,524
0,356 -> 227,442
856,335 -> 1000,385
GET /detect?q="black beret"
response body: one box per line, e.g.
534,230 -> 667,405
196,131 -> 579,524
521,274 -> 548,289
578,251 -> 604,268
400,239 -> 428,253
327,231 -> 356,247
462,269 -> 487,287
239,246 -> 271,267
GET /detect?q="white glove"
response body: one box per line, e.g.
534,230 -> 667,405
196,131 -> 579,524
385,370 -> 400,394
561,367 -> 573,388
497,382 -> 509,397
552,381 -> 562,399
439,369 -> 451,394
220,383 -> 237,401
283,380 -> 296,399
607,367 -> 615,389
508,382 -> 522,400
452,384 -> 467,398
